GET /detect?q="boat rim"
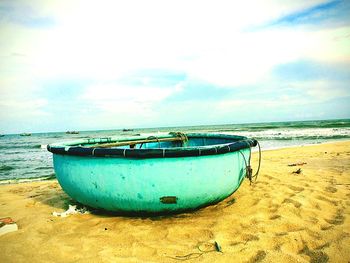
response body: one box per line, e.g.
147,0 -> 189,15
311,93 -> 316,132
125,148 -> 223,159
47,132 -> 258,158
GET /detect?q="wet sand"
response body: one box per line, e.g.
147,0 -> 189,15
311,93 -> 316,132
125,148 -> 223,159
0,141 -> 349,262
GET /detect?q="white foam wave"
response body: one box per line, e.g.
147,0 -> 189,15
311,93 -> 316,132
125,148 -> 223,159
218,128 -> 350,140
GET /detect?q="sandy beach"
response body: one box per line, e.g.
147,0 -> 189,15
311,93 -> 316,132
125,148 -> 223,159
0,141 -> 349,262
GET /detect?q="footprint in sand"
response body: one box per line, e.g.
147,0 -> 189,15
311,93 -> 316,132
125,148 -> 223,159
269,204 -> 280,213
275,232 -> 288,236
320,224 -> 333,231
229,234 -> 260,248
264,175 -> 281,182
269,214 -> 281,220
299,245 -> 329,263
288,185 -> 305,192
242,234 -> 260,243
248,250 -> 266,263
324,209 -> 345,225
251,198 -> 261,206
315,242 -> 331,250
283,198 -> 302,208
325,186 -> 337,193
308,217 -> 318,224
315,195 -> 339,206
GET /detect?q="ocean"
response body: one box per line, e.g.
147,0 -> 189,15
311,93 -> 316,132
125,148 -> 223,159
1,119 -> 349,183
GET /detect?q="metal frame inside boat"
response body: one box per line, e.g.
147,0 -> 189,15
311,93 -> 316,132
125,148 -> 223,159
47,133 -> 257,158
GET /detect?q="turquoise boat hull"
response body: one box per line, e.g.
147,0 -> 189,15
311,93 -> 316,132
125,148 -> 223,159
48,133 -> 257,214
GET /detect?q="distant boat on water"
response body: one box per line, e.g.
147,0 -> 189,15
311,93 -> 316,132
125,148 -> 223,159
20,133 -> 31,136
66,131 -> 79,134
122,128 -> 134,132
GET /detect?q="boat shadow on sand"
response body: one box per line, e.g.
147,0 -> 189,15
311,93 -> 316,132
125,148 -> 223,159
29,181 -> 237,220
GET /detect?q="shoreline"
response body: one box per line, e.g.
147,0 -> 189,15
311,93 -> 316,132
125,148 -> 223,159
1,140 -> 349,262
255,138 -> 350,152
0,175 -> 56,185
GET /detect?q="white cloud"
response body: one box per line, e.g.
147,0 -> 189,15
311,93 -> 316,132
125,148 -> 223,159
0,0 -> 349,132
79,83 -> 181,127
2,0 -> 347,85
294,80 -> 349,101
82,83 -> 178,103
3,0 -> 340,83
0,98 -> 49,119
23,2 -> 349,90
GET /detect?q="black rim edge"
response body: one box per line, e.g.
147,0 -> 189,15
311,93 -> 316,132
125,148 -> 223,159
47,137 -> 258,158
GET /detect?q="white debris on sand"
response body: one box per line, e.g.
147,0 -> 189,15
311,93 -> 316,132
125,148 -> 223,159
53,205 -> 90,217
0,217 -> 18,236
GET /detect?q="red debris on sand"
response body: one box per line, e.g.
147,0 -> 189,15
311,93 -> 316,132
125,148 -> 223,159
0,217 -> 15,225
0,217 -> 18,236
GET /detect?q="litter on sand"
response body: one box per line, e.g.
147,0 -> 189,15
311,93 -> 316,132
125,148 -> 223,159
292,168 -> 302,174
288,162 -> 307,166
52,205 -> 90,217
0,217 -> 18,236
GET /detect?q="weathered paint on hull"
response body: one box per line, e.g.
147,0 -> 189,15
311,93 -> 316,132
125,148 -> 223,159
53,149 -> 250,213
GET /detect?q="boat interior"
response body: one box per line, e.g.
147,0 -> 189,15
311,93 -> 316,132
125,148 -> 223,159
79,134 -> 244,149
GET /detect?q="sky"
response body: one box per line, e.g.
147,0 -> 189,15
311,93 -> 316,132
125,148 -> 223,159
0,0 -> 349,133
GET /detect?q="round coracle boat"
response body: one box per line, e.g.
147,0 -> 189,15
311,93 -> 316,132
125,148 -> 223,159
47,132 -> 259,214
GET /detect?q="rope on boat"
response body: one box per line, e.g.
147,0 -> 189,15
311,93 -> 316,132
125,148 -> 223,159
239,139 -> 261,184
239,148 -> 252,184
253,141 -> 262,181
146,136 -> 161,148
137,133 -> 188,149
169,132 -> 189,145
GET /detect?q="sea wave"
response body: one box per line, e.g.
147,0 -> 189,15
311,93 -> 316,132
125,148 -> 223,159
48,135 -> 64,139
210,120 -> 350,132
34,166 -> 52,170
219,127 -> 350,141
0,165 -> 15,171
0,144 -> 46,150
252,135 -> 350,140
